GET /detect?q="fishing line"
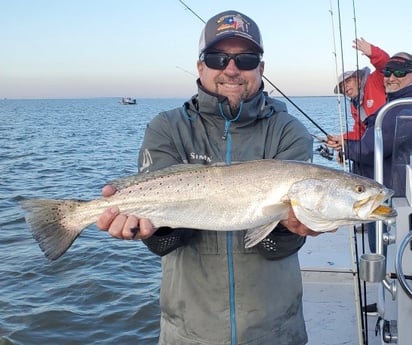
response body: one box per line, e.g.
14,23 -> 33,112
178,0 -> 331,138
334,1 -> 369,343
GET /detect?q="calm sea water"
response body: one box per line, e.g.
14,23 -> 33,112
0,96 -> 346,345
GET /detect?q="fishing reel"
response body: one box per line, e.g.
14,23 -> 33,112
315,144 -> 334,161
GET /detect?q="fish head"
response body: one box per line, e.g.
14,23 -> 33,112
287,175 -> 397,232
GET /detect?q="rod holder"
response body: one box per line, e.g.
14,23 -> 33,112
360,253 -> 386,282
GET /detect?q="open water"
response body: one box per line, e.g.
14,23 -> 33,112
0,96 -> 346,345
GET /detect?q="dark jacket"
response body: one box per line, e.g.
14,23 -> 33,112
137,80 -> 313,345
346,83 -> 412,196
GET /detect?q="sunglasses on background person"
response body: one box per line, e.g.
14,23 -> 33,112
200,52 -> 261,70
382,69 -> 412,78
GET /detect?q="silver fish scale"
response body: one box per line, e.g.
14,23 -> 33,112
108,162 -> 277,230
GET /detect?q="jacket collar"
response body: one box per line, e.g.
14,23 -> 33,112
387,83 -> 412,102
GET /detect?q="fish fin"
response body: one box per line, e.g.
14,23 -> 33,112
244,221 -> 281,248
20,198 -> 87,260
261,203 -> 290,217
290,199 -> 341,232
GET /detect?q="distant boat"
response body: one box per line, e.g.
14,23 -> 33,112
120,97 -> 136,105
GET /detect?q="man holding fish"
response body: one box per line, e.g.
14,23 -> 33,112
20,9 -> 397,345
96,10 -> 316,345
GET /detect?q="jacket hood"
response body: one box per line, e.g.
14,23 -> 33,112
334,67 -> 370,94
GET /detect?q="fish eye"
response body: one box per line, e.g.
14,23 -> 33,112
355,184 -> 365,193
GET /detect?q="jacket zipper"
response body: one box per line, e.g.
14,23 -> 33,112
224,119 -> 237,344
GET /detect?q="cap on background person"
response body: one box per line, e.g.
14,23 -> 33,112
334,70 -> 357,94
385,55 -> 412,71
198,10 -> 264,56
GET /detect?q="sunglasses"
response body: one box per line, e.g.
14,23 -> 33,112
383,69 -> 411,78
200,52 -> 261,70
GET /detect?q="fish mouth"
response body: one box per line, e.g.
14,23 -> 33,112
354,190 -> 397,219
371,204 -> 397,218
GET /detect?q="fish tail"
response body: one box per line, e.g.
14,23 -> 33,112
20,198 -> 89,260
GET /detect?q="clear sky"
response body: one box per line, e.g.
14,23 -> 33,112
1,0 -> 411,99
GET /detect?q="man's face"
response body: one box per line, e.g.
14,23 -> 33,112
384,70 -> 412,93
340,77 -> 359,99
197,38 -> 264,111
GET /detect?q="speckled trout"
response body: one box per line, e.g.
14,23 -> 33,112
20,159 -> 397,260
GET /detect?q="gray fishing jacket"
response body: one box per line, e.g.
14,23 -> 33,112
138,81 -> 313,345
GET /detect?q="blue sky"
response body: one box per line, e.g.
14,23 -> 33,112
1,0 -> 411,99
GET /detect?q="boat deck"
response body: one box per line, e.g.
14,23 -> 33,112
300,227 -> 380,345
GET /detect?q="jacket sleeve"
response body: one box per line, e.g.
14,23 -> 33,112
369,45 -> 390,72
137,112 -> 198,256
255,223 -> 306,260
268,107 -> 314,162
366,45 -> 390,101
343,104 -> 365,140
345,109 -> 399,166
345,116 -> 376,165
138,113 -> 184,173
142,227 -> 196,256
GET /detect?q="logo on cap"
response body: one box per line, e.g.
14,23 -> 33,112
198,11 -> 263,56
217,14 -> 250,34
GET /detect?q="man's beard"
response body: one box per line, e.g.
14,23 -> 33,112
229,102 -> 240,114
215,78 -> 248,114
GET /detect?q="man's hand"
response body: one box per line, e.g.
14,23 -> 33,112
281,208 -> 337,237
353,37 -> 372,57
96,185 -> 156,240
325,134 -> 342,150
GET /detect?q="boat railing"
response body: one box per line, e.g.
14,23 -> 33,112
374,98 -> 412,256
372,97 -> 412,344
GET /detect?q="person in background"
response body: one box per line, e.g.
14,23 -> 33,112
343,52 -> 412,253
95,10 -> 322,345
326,38 -> 389,151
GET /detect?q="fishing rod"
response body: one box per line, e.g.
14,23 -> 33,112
351,0 -> 365,176
176,65 -> 198,78
329,1 -> 348,170
334,2 -> 371,344
350,3 -> 375,345
336,0 -> 351,138
178,0 -> 331,138
179,0 -> 205,23
262,76 -> 329,137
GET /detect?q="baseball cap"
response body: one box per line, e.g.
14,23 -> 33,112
385,55 -> 412,71
198,10 -> 264,56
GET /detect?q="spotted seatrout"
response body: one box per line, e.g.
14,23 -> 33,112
21,159 -> 397,260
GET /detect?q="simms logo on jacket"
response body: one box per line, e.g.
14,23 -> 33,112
190,152 -> 212,163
